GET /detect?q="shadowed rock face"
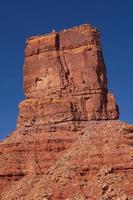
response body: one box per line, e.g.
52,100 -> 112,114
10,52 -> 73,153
1,24 -> 132,200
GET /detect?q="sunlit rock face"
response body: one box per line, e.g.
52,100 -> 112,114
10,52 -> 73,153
1,25 -> 129,200
21,24 -> 118,131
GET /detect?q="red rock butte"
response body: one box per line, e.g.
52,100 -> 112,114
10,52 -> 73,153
0,24 -> 133,200
22,24 -> 119,122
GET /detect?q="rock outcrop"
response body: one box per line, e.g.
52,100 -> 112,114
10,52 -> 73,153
22,24 -> 118,122
0,24 -> 132,200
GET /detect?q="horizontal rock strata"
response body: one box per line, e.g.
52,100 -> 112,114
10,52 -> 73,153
1,24 -> 131,200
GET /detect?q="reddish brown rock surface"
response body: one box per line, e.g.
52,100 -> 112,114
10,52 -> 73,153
0,24 -> 132,200
22,24 -> 118,121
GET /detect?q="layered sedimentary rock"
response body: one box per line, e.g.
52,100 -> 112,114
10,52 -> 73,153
16,24 -> 119,139
2,121 -> 133,200
0,24 -> 132,200
22,24 -> 118,123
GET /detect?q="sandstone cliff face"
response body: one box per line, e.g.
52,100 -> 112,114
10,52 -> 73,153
0,24 -> 132,200
22,24 -> 118,123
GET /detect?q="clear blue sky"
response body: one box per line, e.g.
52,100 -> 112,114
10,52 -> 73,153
0,0 -> 133,140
